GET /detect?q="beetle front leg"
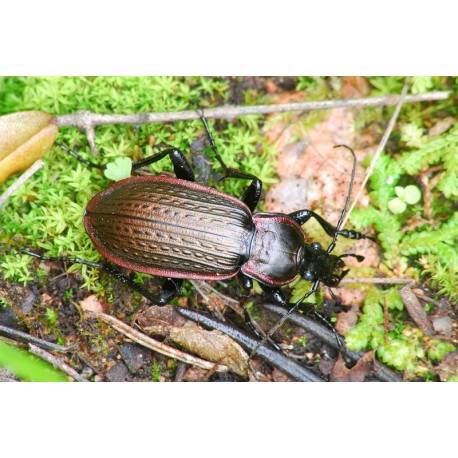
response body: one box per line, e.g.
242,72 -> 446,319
289,209 -> 376,241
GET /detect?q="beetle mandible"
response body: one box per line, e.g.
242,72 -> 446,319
25,112 -> 374,352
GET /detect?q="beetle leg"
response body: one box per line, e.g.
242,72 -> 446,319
58,143 -> 196,182
22,250 -> 173,306
289,209 -> 376,241
236,273 -> 282,351
237,272 -> 253,291
131,148 -> 195,182
157,278 -> 184,305
259,283 -> 288,307
239,174 -> 262,213
198,111 -> 263,212
295,302 -> 345,352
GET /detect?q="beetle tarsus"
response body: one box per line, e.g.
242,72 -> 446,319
157,278 -> 184,305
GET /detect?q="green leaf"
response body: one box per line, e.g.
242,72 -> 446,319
395,186 -> 406,199
0,341 -> 68,382
403,185 -> 421,204
388,197 -> 406,214
104,157 -> 132,181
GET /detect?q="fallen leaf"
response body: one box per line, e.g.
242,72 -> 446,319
137,305 -> 187,335
138,306 -> 249,378
398,285 -> 433,335
79,294 -> 104,313
340,76 -> 371,99
330,351 -> 374,382
436,351 -> 458,381
0,111 -> 58,184
335,309 -> 358,335
428,117 -> 456,136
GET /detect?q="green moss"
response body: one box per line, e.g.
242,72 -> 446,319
0,77 -> 277,293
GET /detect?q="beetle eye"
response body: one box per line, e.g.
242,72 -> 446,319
311,242 -> 321,250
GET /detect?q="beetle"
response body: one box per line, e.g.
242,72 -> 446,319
24,113 -> 374,352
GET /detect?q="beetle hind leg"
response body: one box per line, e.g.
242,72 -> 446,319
157,278 -> 183,305
22,250 -> 181,307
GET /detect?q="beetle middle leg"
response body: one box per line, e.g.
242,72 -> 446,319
237,273 -> 282,351
57,143 -> 195,182
198,112 -> 262,213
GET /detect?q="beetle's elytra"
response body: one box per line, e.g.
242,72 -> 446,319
25,114 -> 374,352
85,175 -> 254,280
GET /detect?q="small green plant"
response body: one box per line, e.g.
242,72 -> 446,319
151,362 -> 161,382
45,307 -> 59,325
388,185 -> 422,214
104,157 -> 133,181
345,288 -> 455,376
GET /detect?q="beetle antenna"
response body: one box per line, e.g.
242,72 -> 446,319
251,145 -> 358,357
326,145 -> 357,254
196,109 -> 228,172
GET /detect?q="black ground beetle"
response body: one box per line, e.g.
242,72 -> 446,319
24,113 -> 374,354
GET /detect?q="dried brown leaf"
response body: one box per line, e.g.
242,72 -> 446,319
436,351 -> 458,382
330,351 -> 374,382
0,111 -> 58,184
170,327 -> 249,378
340,76 -> 371,99
138,306 -> 249,377
79,294 -> 104,313
137,305 -> 187,335
398,285 -> 433,335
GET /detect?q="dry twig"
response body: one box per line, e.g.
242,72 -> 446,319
342,79 -> 411,226
0,323 -> 73,353
91,311 -> 231,373
57,92 -> 449,128
341,277 -> 415,285
0,159 -> 44,207
28,343 -> 89,382
261,303 -> 403,382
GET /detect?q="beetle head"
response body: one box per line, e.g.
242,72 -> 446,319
299,242 -> 348,287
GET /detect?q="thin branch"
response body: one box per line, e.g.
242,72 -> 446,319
91,311 -> 230,373
341,277 -> 415,285
0,159 -> 44,207
342,79 -> 411,226
0,324 -> 74,353
0,368 -> 18,382
28,344 -> 89,382
56,92 -> 449,128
